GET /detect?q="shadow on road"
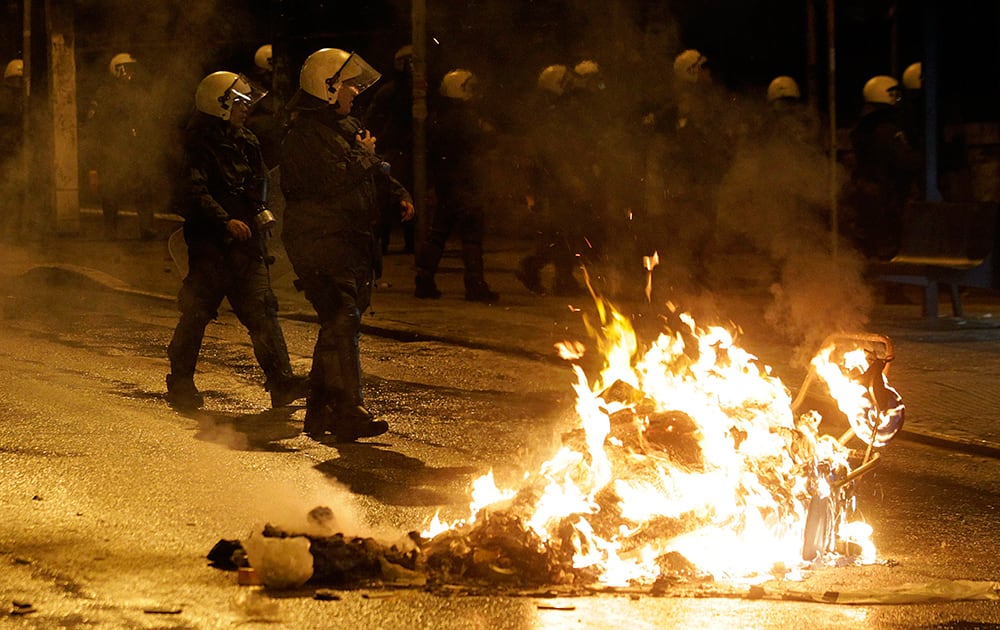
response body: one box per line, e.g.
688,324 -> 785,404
179,406 -> 304,452
314,443 -> 477,507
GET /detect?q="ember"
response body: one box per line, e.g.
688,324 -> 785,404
219,297 -> 903,592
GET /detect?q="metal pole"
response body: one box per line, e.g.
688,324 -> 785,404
45,0 -> 79,234
805,0 -> 818,109
889,1 -> 898,77
922,0 -> 941,202
21,0 -> 29,98
411,0 -> 428,250
826,0 -> 838,258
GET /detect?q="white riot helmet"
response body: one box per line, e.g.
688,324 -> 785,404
109,52 -> 137,79
299,48 -> 381,104
571,59 -> 604,91
574,59 -> 599,77
863,75 -> 901,105
673,49 -> 706,84
767,75 -> 801,102
902,62 -> 922,90
393,45 -> 413,73
537,64 -> 569,95
254,44 -> 273,72
4,59 -> 23,81
440,69 -> 477,101
195,71 -> 260,120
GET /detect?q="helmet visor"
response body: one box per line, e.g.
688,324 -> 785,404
231,73 -> 269,110
334,52 -> 381,94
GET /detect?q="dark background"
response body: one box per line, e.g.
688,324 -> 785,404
3,1 -> 998,129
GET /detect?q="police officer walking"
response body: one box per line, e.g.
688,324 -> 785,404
166,71 -> 306,411
84,53 -> 157,240
280,48 -> 414,442
245,44 -> 282,170
413,69 -> 500,303
516,63 -> 586,297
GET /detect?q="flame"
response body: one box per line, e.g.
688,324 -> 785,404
424,296 -> 894,586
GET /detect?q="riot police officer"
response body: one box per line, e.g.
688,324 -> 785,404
414,69 -> 500,303
245,44 -> 282,169
846,75 -> 922,259
365,44 -> 417,255
280,48 -> 414,442
516,63 -> 587,297
85,53 -> 157,240
166,71 -> 306,411
0,59 -> 24,238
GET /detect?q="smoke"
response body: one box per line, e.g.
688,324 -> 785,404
242,467 -> 371,541
712,97 -> 875,361
766,248 -> 873,366
446,2 -> 877,360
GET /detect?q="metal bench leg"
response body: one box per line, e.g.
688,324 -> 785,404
948,284 -> 964,318
922,282 -> 940,318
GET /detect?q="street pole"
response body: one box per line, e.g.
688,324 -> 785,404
411,0 -> 428,251
826,0 -> 838,259
18,0 -> 31,237
45,0 -> 79,234
23,0 -> 52,236
805,0 -> 818,110
921,0 -> 941,202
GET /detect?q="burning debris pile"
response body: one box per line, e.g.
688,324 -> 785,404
211,299 -> 904,592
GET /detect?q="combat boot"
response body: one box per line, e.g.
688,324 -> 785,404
303,402 -> 335,438
465,280 -> 499,304
327,334 -> 389,442
332,404 -> 389,442
515,258 -> 547,296
166,373 -> 204,410
414,273 -> 441,299
268,374 -> 309,408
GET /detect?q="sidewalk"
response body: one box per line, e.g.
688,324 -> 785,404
3,207 -> 1000,458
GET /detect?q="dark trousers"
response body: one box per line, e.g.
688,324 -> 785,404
167,242 -> 292,385
296,268 -> 372,411
415,200 -> 486,290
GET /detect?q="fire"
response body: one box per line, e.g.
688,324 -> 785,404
423,296 -> 899,587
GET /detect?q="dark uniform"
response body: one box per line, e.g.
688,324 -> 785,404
280,105 -> 411,441
414,93 -> 499,302
166,113 -> 302,409
365,60 -> 415,254
651,87 -> 732,285
516,88 -> 592,296
85,76 -> 156,239
847,104 -> 922,259
0,73 -> 24,238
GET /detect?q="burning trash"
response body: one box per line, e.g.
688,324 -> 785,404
211,296 -> 904,592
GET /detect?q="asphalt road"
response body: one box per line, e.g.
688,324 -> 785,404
0,272 -> 998,628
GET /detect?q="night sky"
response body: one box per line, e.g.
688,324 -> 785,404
3,1 -> 998,124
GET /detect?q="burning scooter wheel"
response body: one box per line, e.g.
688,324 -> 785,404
802,492 -> 836,562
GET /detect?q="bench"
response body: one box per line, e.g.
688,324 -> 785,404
867,201 -> 999,318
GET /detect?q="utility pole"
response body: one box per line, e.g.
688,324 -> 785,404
411,0 -> 428,248
45,0 -> 79,234
921,0 -> 941,202
805,0 -> 818,110
826,0 -> 838,258
22,0 -> 79,236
